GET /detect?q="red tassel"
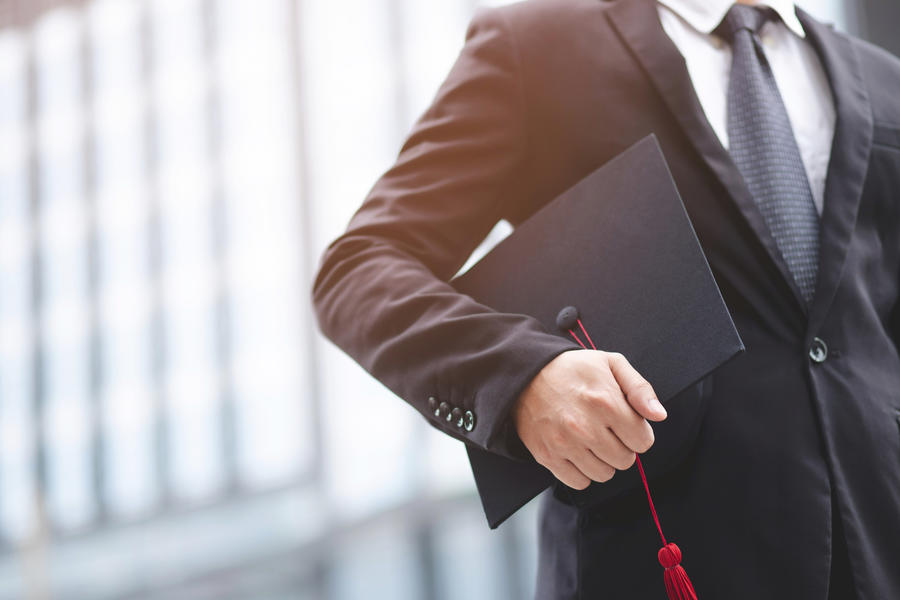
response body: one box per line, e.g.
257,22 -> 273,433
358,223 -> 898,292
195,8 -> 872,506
659,543 -> 698,600
567,319 -> 700,599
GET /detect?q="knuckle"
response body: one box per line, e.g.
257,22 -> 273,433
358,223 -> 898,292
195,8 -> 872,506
562,417 -> 590,444
561,413 -> 581,433
585,388 -> 614,410
548,426 -> 570,448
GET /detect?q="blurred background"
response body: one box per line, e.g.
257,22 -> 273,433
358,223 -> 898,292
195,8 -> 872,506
0,0 -> 895,598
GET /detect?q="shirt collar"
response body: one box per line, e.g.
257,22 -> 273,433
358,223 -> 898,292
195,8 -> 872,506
658,0 -> 807,39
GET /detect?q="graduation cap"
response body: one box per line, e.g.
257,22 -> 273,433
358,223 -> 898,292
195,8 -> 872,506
449,135 -> 744,599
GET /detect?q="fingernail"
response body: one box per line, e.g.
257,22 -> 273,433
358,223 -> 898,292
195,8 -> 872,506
650,398 -> 667,418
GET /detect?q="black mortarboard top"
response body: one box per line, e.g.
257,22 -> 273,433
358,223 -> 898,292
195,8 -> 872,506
449,135 -> 743,599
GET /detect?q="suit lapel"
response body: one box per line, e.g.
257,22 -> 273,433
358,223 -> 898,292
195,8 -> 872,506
796,8 -> 874,335
605,0 -> 810,315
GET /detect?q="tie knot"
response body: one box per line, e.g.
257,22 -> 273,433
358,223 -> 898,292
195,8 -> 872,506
715,4 -> 776,44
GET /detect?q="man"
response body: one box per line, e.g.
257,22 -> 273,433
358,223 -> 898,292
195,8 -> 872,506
311,0 -> 900,597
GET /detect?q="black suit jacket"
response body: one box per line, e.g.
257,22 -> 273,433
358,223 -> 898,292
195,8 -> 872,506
311,0 -> 900,597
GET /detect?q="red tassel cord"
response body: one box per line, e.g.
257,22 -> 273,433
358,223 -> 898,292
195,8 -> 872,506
568,318 -> 698,600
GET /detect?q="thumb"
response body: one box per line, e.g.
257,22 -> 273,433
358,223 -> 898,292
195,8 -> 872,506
606,352 -> 667,422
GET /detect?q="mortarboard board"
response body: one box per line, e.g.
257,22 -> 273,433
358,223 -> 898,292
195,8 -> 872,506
449,134 -> 744,599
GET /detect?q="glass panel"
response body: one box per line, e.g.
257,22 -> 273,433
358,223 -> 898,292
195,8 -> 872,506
0,26 -> 36,546
300,0 -> 401,254
399,0 -> 471,128
151,0 -> 223,503
0,262 -> 36,542
33,7 -> 96,531
0,31 -> 28,225
89,0 -> 157,517
217,0 -> 308,487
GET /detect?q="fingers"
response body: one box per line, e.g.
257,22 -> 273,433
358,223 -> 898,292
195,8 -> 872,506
549,442 -> 632,490
588,429 -> 638,471
549,459 -> 592,490
609,416 -> 656,455
571,448 -> 617,483
547,430 -> 635,489
581,371 -> 656,455
606,352 -> 667,422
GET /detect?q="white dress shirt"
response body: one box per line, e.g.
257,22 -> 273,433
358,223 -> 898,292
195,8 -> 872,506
656,0 -> 836,215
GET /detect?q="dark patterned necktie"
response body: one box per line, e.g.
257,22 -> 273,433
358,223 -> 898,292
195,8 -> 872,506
715,4 -> 820,305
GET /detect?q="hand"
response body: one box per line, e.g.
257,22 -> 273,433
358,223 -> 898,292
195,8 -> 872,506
512,349 -> 667,490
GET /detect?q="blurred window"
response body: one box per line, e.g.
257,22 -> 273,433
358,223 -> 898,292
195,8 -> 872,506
0,0 -> 312,544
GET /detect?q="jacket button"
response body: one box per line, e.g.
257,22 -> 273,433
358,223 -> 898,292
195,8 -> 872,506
809,337 -> 828,363
450,407 -> 463,427
438,401 -> 451,419
463,410 -> 476,432
428,396 -> 438,415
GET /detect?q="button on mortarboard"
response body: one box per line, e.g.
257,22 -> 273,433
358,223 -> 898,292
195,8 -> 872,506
556,306 -> 580,332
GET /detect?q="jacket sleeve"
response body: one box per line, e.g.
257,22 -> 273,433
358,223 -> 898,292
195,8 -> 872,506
310,7 -> 582,461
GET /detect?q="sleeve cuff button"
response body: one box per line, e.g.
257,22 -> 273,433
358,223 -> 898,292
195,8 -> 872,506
463,410 -> 476,432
